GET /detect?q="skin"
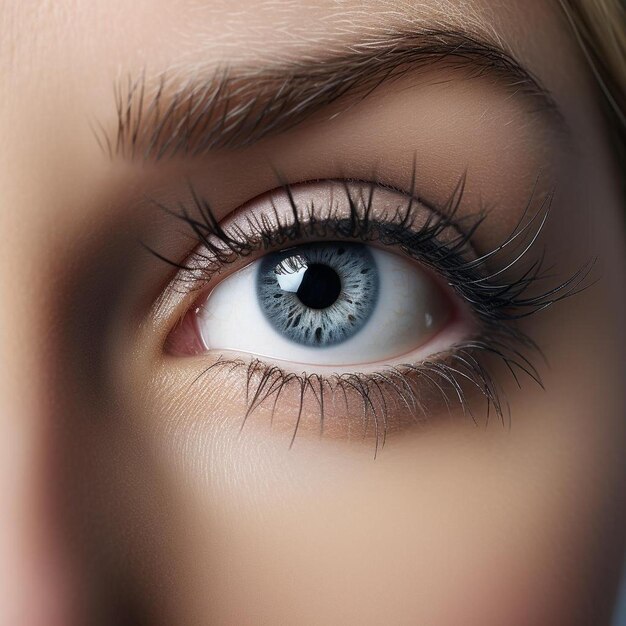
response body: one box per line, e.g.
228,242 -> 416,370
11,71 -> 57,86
0,1 -> 624,625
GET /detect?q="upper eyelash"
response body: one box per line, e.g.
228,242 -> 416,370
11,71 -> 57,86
147,175 -> 593,454
150,175 -> 592,324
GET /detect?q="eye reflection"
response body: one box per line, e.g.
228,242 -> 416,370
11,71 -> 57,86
192,241 -> 453,368
274,255 -> 341,308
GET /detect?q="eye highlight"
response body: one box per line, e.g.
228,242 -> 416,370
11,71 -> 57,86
194,241 -> 452,367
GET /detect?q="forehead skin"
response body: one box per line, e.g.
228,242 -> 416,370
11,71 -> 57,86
0,1 -> 625,626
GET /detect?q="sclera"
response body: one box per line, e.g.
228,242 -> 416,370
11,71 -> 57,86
197,245 -> 451,368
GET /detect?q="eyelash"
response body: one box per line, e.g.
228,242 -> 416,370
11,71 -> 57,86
148,176 -> 591,453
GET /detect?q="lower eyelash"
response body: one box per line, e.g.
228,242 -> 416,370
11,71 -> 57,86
150,175 -> 593,451
190,326 -> 538,456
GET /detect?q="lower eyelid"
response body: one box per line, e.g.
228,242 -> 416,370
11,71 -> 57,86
179,324 -> 507,450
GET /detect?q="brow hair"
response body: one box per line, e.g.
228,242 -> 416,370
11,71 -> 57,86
99,27 -> 563,162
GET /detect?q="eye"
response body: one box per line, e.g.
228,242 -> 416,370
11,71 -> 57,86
159,178 -> 580,442
193,241 -> 452,367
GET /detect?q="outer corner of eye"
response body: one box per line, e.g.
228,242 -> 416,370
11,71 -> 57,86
166,241 -> 473,370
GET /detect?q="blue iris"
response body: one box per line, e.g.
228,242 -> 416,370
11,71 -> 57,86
256,242 -> 379,347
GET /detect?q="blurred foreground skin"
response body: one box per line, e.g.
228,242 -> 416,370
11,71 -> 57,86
0,1 -> 624,625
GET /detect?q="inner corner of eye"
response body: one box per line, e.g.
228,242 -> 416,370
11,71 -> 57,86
166,240 -> 468,368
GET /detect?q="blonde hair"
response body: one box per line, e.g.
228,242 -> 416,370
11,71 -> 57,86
561,0 -> 625,142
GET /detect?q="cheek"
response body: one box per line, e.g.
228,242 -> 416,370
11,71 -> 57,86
119,373 -> 614,626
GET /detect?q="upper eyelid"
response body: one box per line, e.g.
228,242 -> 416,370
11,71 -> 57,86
150,177 -> 591,330
154,179 -> 476,277
99,28 -> 566,162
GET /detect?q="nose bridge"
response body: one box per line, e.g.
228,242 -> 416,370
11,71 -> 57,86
0,331 -> 70,626
0,180 -> 77,625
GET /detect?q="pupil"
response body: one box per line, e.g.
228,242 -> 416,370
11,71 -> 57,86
295,263 -> 341,309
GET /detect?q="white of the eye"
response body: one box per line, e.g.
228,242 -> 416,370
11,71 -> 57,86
197,247 -> 449,367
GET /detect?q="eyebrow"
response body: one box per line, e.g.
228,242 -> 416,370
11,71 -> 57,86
101,27 -> 563,161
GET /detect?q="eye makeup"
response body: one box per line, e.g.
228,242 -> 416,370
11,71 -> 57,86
154,177 -> 590,451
